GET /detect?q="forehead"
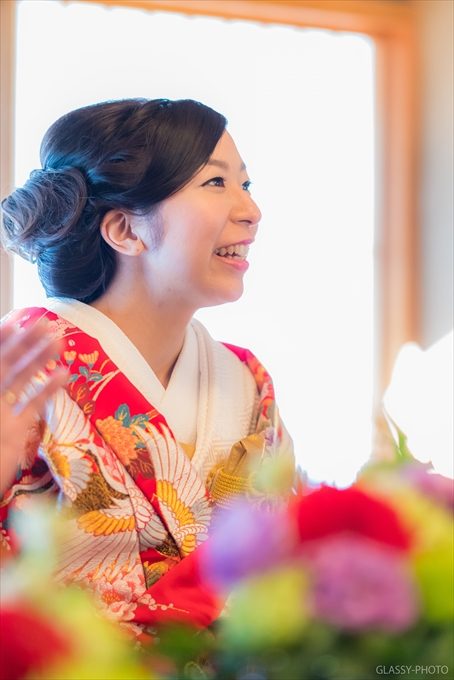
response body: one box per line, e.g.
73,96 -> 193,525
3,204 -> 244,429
208,131 -> 246,169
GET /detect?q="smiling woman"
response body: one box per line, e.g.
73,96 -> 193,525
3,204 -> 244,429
123,131 -> 261,313
0,97 -> 294,635
7,0 -> 381,486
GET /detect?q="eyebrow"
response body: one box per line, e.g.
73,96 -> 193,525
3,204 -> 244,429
206,159 -> 247,172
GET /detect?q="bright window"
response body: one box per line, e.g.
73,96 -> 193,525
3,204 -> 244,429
14,0 -> 375,485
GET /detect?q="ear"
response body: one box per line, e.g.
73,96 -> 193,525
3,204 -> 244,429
100,210 -> 144,256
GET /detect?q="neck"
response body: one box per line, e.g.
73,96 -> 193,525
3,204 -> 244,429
91,280 -> 194,389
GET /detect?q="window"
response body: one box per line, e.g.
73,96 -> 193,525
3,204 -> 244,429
13,0 -> 375,484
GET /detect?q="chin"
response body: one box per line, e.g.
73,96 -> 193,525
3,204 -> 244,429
203,283 -> 244,307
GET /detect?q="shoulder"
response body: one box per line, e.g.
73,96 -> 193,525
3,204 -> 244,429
1,306 -> 78,342
222,340 -> 274,393
2,306 -> 57,328
190,318 -> 273,390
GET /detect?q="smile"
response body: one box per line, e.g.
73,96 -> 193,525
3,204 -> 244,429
213,243 -> 250,260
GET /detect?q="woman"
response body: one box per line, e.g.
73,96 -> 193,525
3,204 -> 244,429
1,98 -> 293,634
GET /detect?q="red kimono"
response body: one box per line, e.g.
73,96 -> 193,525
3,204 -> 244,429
0,305 -> 293,636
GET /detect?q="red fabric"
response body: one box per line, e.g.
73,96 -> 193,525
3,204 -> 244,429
1,307 -> 226,633
0,605 -> 71,680
290,485 -> 411,551
222,342 -> 276,421
134,542 -> 223,628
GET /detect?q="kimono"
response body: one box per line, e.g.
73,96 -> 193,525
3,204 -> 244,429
0,299 -> 293,635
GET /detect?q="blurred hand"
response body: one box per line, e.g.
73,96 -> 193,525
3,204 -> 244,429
0,320 -> 67,494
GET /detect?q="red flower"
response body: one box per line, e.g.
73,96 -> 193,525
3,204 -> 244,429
290,486 -> 411,551
0,604 -> 71,680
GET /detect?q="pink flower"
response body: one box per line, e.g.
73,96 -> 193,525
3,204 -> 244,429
403,463 -> 454,510
96,577 -> 137,621
304,534 -> 419,632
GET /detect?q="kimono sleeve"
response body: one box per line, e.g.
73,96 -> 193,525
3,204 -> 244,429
0,422 -> 57,558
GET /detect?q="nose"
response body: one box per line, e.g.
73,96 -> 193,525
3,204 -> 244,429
232,189 -> 262,232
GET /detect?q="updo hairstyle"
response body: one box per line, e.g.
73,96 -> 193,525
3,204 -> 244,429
1,99 -> 226,303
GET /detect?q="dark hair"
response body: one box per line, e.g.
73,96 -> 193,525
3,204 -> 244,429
1,99 -> 226,303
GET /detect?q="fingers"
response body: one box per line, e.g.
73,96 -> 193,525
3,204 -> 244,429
1,320 -> 63,393
17,367 -> 68,420
2,336 -> 62,395
1,320 -> 59,373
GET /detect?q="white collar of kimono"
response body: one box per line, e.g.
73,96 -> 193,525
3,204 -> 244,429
45,297 -> 200,447
45,297 -> 258,479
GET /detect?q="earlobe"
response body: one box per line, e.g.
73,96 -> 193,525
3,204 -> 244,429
100,209 -> 144,256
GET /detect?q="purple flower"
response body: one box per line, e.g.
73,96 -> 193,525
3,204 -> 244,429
200,500 -> 291,591
304,534 -> 419,632
263,427 -> 278,448
403,463 -> 454,510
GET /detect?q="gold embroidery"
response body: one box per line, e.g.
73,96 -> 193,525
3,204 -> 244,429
206,432 -> 267,508
155,535 -> 180,558
78,510 -> 135,536
143,560 -> 171,587
72,461 -> 127,514
209,468 -> 250,508
180,442 -> 196,460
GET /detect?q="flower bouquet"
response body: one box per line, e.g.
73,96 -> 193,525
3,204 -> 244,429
187,436 -> 454,680
0,504 -> 153,680
1,433 -> 452,680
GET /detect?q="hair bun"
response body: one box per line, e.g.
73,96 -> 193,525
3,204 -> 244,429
2,97 -> 226,303
1,166 -> 89,261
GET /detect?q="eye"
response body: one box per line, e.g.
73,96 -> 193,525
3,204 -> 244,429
203,176 -> 225,188
242,180 -> 252,192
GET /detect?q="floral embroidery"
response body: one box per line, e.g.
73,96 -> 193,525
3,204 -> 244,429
0,523 -> 11,552
1,306 -> 283,633
96,405 -> 155,477
96,416 -> 138,467
95,574 -> 142,621
49,448 -> 71,479
79,351 -> 99,367
69,383 -> 95,416
64,350 -> 77,364
45,316 -> 76,340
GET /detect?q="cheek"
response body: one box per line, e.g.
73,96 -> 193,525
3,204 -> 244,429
157,206 -> 224,275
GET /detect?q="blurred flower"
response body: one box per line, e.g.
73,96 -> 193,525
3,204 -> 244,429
402,462 -> 454,510
0,604 -> 71,680
304,535 -> 419,632
222,566 -> 308,649
383,333 -> 453,478
200,501 -> 293,591
252,450 -> 296,496
291,485 -> 411,550
358,460 -> 454,624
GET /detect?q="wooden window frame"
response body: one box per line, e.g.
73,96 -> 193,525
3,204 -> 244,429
0,0 -> 16,319
2,0 -> 419,401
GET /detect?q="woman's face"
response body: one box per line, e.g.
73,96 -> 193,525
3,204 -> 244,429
139,131 -> 262,310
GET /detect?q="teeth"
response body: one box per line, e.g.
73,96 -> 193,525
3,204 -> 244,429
215,243 -> 250,259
